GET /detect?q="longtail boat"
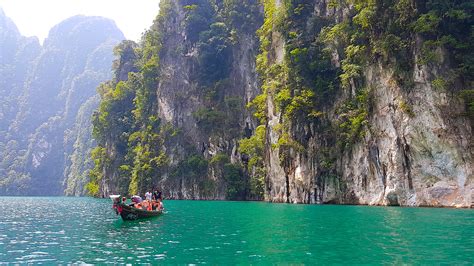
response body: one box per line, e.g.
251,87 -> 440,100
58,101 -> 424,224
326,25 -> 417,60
110,195 -> 162,221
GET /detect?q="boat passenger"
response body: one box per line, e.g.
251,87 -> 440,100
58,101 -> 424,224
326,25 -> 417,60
157,198 -> 164,211
145,191 -> 152,201
151,199 -> 158,210
131,195 -> 142,203
153,189 -> 162,201
131,195 -> 143,209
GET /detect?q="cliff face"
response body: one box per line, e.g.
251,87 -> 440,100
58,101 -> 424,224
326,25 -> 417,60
93,0 -> 472,207
266,61 -> 472,207
0,12 -> 124,195
335,63 -> 472,207
0,9 -> 41,134
259,0 -> 472,207
153,1 -> 263,199
92,0 -> 264,200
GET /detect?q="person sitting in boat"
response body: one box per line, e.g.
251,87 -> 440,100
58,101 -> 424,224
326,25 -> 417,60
143,201 -> 148,209
131,195 -> 142,203
157,198 -> 164,211
151,200 -> 159,211
131,195 -> 143,209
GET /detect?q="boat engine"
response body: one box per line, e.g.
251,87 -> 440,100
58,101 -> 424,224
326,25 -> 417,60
110,195 -> 122,215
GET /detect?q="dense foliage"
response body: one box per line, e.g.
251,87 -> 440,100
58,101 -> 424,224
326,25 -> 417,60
89,2 -> 170,196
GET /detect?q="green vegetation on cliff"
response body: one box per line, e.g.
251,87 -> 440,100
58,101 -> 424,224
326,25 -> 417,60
91,0 -> 264,199
243,0 -> 473,198
90,0 -> 471,204
90,6 -> 169,196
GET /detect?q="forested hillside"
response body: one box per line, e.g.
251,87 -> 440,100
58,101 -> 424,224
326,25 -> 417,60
0,11 -> 124,195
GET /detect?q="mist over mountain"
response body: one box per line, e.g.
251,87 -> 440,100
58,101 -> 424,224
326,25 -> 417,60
0,10 -> 124,195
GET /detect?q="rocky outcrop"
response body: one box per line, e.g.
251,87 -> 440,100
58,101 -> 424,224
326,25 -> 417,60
336,63 -> 472,207
260,0 -> 472,207
155,1 -> 262,199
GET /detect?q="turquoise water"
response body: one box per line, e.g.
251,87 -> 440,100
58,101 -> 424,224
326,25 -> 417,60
0,197 -> 472,264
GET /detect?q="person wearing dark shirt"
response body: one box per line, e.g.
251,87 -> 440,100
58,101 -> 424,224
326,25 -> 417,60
153,190 -> 162,201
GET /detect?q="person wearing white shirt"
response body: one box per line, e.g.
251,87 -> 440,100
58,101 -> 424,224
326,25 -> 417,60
145,191 -> 152,201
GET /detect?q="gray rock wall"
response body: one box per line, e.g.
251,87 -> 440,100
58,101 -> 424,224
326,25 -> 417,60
153,0 -> 262,199
262,0 -> 472,207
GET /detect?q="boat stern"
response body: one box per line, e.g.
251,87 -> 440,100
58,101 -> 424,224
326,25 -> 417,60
110,195 -> 122,215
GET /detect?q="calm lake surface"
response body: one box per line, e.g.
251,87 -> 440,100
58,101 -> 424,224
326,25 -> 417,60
0,197 -> 472,264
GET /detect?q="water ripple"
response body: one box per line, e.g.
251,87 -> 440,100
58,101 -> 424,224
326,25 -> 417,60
0,197 -> 472,264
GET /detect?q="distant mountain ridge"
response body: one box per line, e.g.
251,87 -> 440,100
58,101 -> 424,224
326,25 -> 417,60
0,11 -> 124,195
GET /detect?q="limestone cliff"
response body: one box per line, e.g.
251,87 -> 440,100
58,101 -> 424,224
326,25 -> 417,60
91,0 -> 264,200
92,0 -> 472,207
258,0 -> 472,207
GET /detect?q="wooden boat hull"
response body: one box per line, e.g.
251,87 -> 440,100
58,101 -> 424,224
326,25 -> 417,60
117,203 -> 162,221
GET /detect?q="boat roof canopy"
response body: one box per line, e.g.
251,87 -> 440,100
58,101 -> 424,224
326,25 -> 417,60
109,195 -> 121,200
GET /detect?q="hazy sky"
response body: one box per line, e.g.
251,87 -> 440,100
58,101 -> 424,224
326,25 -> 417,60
0,0 -> 161,43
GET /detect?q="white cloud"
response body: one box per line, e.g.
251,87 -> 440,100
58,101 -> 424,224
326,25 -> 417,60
0,0 -> 160,43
